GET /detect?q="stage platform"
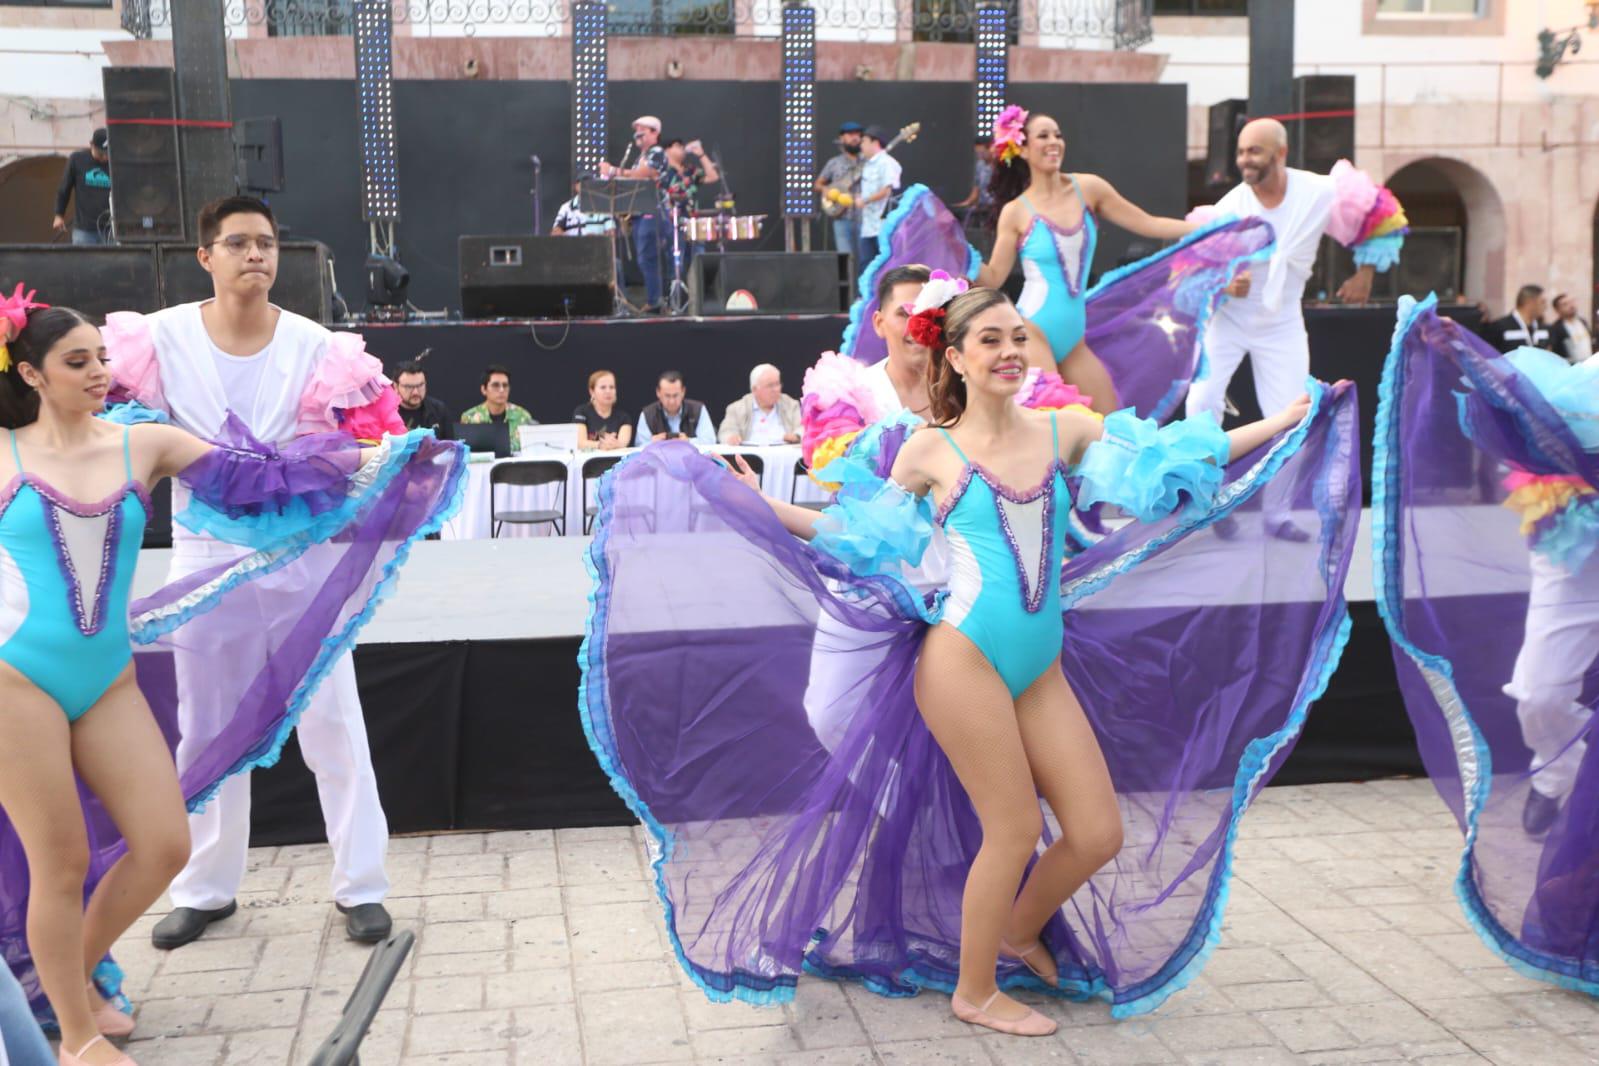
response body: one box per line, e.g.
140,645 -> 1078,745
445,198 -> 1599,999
130,506 -> 1452,847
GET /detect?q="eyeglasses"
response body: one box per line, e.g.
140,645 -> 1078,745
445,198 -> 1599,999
210,234 -> 278,256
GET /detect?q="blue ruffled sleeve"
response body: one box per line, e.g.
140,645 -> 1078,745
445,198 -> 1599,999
98,400 -> 170,426
1506,346 -> 1599,452
1075,410 -> 1229,522
810,477 -> 934,579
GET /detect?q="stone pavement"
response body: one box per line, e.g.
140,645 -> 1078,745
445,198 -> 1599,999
111,778 -> 1599,1066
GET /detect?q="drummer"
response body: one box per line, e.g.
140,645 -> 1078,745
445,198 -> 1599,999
663,138 -> 719,267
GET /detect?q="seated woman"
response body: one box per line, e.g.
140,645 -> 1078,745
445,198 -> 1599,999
0,293 -> 462,1066
573,369 -> 633,451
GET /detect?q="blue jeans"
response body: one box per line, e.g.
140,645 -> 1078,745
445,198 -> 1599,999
860,235 -> 881,268
831,216 -> 860,265
1,962 -> 52,1066
635,215 -> 666,309
70,227 -> 105,246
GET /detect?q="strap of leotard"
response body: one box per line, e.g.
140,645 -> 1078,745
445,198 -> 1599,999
121,427 -> 133,482
936,427 -> 970,464
1018,192 -> 1039,219
1067,173 -> 1087,211
7,431 -> 20,474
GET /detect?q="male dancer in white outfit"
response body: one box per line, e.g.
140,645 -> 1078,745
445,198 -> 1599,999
1509,548 -> 1599,835
108,197 -> 399,946
804,265 -> 949,749
1185,119 -> 1400,539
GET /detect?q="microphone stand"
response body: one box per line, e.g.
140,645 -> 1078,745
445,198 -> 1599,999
530,154 -> 542,234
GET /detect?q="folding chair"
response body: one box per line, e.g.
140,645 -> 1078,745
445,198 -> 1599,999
790,456 -> 829,511
489,459 -> 568,537
304,929 -> 415,1066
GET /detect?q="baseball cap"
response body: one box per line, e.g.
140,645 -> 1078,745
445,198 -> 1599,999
864,125 -> 891,144
838,121 -> 864,134
632,115 -> 662,132
91,127 -> 109,150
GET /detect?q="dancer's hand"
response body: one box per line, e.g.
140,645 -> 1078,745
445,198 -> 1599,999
1277,393 -> 1312,427
1336,265 -> 1375,305
726,454 -> 762,493
1224,270 -> 1251,299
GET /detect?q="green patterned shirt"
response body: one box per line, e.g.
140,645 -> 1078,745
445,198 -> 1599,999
459,402 -> 538,452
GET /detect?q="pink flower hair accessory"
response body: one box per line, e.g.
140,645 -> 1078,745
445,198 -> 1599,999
0,283 -> 50,373
993,105 -> 1029,166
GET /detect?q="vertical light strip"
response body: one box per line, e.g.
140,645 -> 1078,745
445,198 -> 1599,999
573,1 -> 608,179
975,2 -> 1008,138
781,1 -> 817,218
354,0 -> 399,221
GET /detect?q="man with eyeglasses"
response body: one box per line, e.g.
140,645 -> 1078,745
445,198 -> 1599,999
104,195 -> 406,951
394,356 -> 454,439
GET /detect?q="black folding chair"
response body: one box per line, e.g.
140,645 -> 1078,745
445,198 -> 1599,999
582,454 -> 625,534
489,459 -> 567,537
790,456 -> 828,511
305,929 -> 415,1066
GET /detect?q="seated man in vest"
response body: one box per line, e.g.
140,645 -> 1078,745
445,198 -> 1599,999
637,370 -> 715,443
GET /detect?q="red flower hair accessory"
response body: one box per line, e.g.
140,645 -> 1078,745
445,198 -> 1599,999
905,308 -> 945,349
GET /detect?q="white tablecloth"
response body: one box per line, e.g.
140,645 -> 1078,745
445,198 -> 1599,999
440,443 -> 832,540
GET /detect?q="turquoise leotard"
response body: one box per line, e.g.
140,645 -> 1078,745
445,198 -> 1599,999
932,414 -> 1068,698
1015,177 -> 1097,363
0,429 -> 149,720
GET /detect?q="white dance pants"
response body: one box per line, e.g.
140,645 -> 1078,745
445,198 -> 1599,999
1503,550 -> 1599,802
166,539 -> 390,909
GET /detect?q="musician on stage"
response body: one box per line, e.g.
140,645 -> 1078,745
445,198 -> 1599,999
599,116 -> 670,313
815,121 -> 865,262
663,139 -> 719,272
552,172 -> 616,237
858,126 -> 903,267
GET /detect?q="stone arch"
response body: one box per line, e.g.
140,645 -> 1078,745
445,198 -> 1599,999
0,155 -> 70,244
1384,155 -> 1506,307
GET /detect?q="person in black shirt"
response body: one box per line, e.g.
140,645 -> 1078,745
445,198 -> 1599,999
393,359 -> 454,439
573,369 -> 633,450
1478,284 -> 1553,354
52,128 -> 113,245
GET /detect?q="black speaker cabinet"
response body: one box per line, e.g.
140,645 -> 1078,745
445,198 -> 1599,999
159,241 -> 334,323
103,67 -> 185,243
1310,226 -> 1460,304
0,245 -> 162,318
459,236 -> 613,318
690,252 -> 853,316
1290,75 -> 1356,176
1205,99 -> 1247,190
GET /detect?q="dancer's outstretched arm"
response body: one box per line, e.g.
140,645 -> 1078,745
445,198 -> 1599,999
972,201 -> 1024,289
727,455 -> 825,539
1079,173 -> 1195,242
1223,393 -> 1313,460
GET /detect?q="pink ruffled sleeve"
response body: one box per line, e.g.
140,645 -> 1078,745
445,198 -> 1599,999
103,311 -> 167,412
1325,160 -> 1408,269
299,331 -> 406,439
801,351 -> 884,467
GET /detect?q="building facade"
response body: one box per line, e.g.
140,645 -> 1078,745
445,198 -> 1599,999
3,0 -> 1597,310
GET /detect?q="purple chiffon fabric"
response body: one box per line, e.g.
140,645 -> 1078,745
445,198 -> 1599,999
0,427 -> 465,1020
842,187 -> 1273,421
1375,296 -> 1599,993
581,382 -> 1361,1017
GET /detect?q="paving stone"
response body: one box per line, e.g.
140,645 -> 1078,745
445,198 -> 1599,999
407,1008 -> 515,1055
579,986 -> 693,1065
203,988 -> 306,1033
1256,1007 -> 1360,1053
876,1035 -> 991,1064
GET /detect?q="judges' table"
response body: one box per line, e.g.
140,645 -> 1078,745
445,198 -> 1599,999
441,443 -> 832,539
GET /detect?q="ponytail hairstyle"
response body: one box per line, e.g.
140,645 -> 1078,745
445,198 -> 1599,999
986,107 -> 1056,228
0,304 -> 97,429
928,287 -> 1012,427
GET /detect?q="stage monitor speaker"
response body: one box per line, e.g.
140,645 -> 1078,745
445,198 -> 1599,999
459,236 -> 612,318
0,245 -> 161,318
158,241 -> 334,323
690,252 -> 852,316
1310,226 -> 1459,304
1205,99 -> 1247,190
1290,75 -> 1355,175
235,117 -> 285,194
103,67 -> 185,243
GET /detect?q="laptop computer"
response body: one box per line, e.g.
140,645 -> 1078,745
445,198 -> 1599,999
456,421 -> 512,458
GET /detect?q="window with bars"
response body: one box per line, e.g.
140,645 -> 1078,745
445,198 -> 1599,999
267,0 -> 355,36
1375,0 -> 1482,14
913,0 -> 1018,44
606,0 -> 734,36
1152,0 -> 1246,14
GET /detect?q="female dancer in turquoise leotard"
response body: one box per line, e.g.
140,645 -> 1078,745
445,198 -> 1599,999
973,110 -> 1206,415
731,285 -> 1307,1036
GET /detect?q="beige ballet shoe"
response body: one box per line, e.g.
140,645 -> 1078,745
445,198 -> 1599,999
999,936 -> 1061,988
58,1034 -> 136,1066
87,982 -> 135,1038
951,989 -> 1058,1037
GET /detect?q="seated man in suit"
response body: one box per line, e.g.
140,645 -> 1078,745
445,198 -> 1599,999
719,363 -> 801,446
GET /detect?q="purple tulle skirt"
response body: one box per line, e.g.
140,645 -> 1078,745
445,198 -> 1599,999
840,186 -> 1273,421
580,382 -> 1362,1017
1375,296 -> 1599,994
0,427 -> 466,1022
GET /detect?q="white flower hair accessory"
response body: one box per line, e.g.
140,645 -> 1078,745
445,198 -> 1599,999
909,270 -> 969,316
